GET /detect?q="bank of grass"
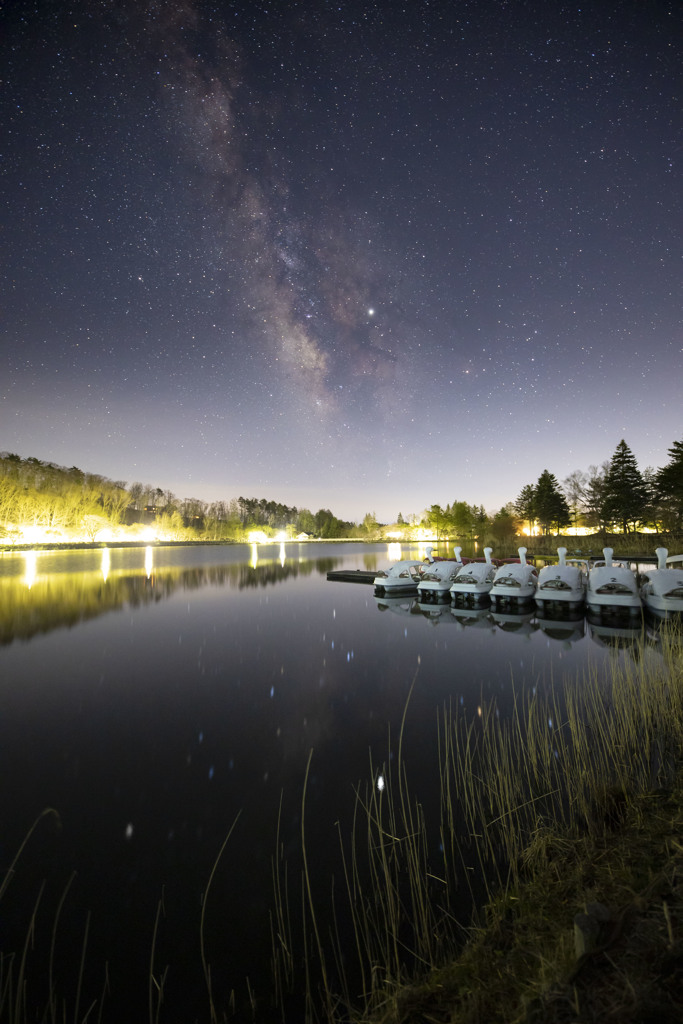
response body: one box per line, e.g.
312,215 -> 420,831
278,618 -> 683,1023
360,767 -> 683,1024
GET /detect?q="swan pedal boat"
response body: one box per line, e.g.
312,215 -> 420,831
586,547 -> 641,614
373,559 -> 424,594
450,547 -> 497,602
489,547 -> 538,606
534,546 -> 589,609
639,548 -> 683,614
417,547 -> 465,601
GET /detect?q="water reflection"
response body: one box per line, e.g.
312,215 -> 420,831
0,548 -> 346,645
101,546 -> 110,582
23,550 -> 37,589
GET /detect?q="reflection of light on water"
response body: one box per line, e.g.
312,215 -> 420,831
250,544 -> 258,569
387,542 -> 401,562
279,542 -> 286,567
23,551 -> 37,589
101,547 -> 110,582
145,546 -> 154,579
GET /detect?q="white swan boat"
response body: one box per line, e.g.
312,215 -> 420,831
639,548 -> 683,614
417,546 -> 464,601
489,547 -> 538,606
373,559 -> 424,594
534,547 -> 589,609
586,547 -> 641,614
450,547 -> 496,602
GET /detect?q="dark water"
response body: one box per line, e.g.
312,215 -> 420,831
0,543 -> 653,1021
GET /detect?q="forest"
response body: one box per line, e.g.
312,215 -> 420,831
0,438 -> 682,547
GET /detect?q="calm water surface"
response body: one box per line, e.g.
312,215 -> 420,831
0,543 -> 651,1021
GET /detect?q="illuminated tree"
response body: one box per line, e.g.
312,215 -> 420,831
514,484 -> 536,534
489,505 -> 520,549
450,501 -> 476,538
427,504 -> 446,540
362,512 -> 380,537
534,470 -> 570,535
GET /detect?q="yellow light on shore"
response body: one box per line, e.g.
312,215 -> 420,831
247,530 -> 270,544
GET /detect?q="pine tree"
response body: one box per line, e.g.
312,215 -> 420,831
602,440 -> 648,533
534,470 -> 570,535
656,439 -> 683,530
514,484 -> 536,534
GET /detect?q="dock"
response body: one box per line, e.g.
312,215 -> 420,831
326,569 -> 377,584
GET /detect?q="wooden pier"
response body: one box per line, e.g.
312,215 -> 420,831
326,569 -> 377,584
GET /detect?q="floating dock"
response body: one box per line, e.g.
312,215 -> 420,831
326,569 -> 377,584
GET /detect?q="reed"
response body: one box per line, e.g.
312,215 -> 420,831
199,810 -> 242,1024
0,809 -> 109,1024
275,619 -> 683,1022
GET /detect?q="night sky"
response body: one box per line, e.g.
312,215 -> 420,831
1,0 -> 680,522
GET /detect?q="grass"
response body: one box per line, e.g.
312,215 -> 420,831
273,618 -> 683,1023
369,769 -> 683,1024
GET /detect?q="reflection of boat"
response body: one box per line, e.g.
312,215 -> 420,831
586,547 -> 641,615
417,547 -> 464,601
450,547 -> 496,603
373,560 -> 424,594
489,547 -> 538,606
536,612 -> 585,646
374,595 -> 418,615
415,600 -> 462,625
534,547 -> 588,609
490,609 -> 538,636
639,548 -> 683,615
449,606 -> 496,631
586,612 -> 644,649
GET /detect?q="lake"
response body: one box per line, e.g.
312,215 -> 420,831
0,542 -> 655,1022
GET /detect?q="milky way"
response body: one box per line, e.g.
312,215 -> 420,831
1,0 -> 680,520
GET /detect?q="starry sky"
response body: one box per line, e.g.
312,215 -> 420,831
1,0 -> 680,522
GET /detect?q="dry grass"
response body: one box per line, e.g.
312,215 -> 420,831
273,619 -> 683,1023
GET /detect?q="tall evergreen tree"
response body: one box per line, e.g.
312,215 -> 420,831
534,470 -> 570,535
451,500 -> 475,538
656,439 -> 683,530
514,484 -> 536,534
602,440 -> 648,533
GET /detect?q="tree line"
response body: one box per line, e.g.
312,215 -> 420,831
0,453 -> 355,541
1,437 -> 682,544
420,439 -> 683,544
